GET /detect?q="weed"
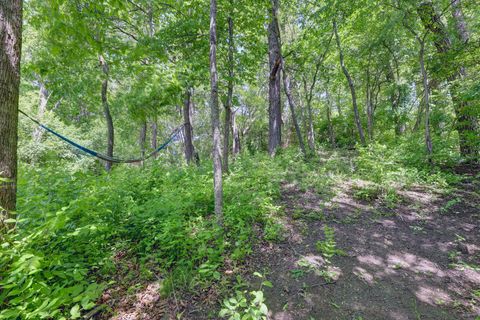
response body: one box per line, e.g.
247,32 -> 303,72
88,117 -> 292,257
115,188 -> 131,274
219,273 -> 271,320
315,226 -> 346,261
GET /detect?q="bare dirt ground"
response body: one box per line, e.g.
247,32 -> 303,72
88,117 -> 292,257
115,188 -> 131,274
247,174 -> 480,320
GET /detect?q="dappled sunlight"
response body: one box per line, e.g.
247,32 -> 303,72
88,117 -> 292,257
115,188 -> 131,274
357,254 -> 384,268
111,282 -> 164,320
415,285 -> 452,306
296,254 -> 325,269
386,252 -> 446,277
353,266 -> 375,285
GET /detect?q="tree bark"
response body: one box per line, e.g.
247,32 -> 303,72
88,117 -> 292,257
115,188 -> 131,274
268,0 -> 282,156
99,55 -> 114,171
223,12 -> 234,172
282,63 -> 306,156
183,88 -> 195,164
0,0 -> 22,231
209,0 -> 223,223
333,20 -> 366,146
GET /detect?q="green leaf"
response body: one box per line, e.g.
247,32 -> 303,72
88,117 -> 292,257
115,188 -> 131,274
70,304 -> 81,319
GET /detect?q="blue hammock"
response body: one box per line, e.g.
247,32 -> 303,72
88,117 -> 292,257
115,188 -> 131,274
19,109 -> 184,164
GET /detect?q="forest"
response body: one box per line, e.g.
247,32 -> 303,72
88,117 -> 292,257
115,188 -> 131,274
0,0 -> 479,319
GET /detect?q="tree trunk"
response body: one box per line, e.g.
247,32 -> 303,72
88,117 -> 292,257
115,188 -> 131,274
282,63 -> 306,156
183,88 -> 195,164
302,78 -> 316,152
0,0 -> 22,231
451,0 -> 478,160
34,80 -> 49,142
232,110 -> 241,155
268,0 -> 282,156
333,20 -> 366,146
99,55 -> 114,171
419,40 -> 433,160
365,68 -> 374,141
224,13 -> 234,172
209,0 -> 223,224
151,118 -> 157,157
418,0 -> 478,160
139,121 -> 147,165
325,87 -> 336,148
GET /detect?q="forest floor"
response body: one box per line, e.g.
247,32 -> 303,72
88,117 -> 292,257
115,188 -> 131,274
245,165 -> 480,320
107,157 -> 480,320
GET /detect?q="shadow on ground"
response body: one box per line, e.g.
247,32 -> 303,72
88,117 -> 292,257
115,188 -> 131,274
249,175 -> 479,320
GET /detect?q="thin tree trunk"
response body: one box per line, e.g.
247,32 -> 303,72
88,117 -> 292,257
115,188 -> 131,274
99,55 -> 114,171
419,40 -> 433,160
333,20 -> 366,146
224,12 -> 234,172
302,78 -> 316,151
151,118 -> 157,157
209,0 -> 223,223
34,80 -> 49,142
282,63 -> 306,156
325,87 -> 336,148
0,0 -> 22,231
268,0 -> 282,156
365,68 -> 374,141
183,88 -> 195,164
232,110 -> 241,155
139,121 -> 147,165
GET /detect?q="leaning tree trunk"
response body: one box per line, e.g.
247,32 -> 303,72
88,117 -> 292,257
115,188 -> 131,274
183,88 -> 195,164
417,0 -> 478,160
268,0 -> 282,156
223,13 -> 234,172
282,63 -> 306,156
99,55 -> 114,171
209,0 -> 223,224
0,0 -> 22,231
333,20 -> 366,146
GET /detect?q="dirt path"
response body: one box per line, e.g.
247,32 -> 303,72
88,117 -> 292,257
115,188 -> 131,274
249,177 -> 480,320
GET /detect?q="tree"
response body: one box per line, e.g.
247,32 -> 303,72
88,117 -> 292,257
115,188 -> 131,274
183,87 -> 196,164
223,6 -> 234,172
417,0 -> 478,160
333,20 -> 366,146
268,0 -> 282,156
99,55 -> 114,171
0,0 -> 23,230
210,0 -> 223,224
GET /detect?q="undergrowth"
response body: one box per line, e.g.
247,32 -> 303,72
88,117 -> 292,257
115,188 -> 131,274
0,153 -> 287,319
0,141 -> 463,319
